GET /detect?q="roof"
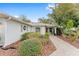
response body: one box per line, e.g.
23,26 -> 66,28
0,13 -> 55,27
28,22 -> 55,27
0,13 -> 9,19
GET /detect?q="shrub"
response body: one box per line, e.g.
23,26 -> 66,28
63,28 -> 70,36
39,32 -> 50,45
67,31 -> 76,42
39,38 -> 49,45
28,32 -> 40,39
76,29 -> 79,39
21,32 -> 40,41
44,32 -> 50,39
21,32 -> 50,45
19,39 -> 43,56
21,32 -> 31,41
66,19 -> 74,29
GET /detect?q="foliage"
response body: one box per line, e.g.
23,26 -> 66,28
48,3 -> 79,28
21,32 -> 50,45
63,29 -> 70,36
19,15 -> 31,22
39,32 -> 50,45
66,19 -> 74,29
28,32 -> 40,39
38,17 -> 57,25
21,32 -> 41,41
21,32 -> 30,41
63,28 -> 77,42
38,17 -> 50,24
75,27 -> 79,40
19,39 -> 43,56
44,32 -> 50,39
67,31 -> 77,42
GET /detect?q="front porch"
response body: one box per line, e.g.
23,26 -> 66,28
45,26 -> 62,35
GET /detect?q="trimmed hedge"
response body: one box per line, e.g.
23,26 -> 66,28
19,39 -> 43,56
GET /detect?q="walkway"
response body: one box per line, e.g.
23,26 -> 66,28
50,36 -> 79,56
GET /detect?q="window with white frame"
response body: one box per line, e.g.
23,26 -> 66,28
21,25 -> 27,32
36,27 -> 40,32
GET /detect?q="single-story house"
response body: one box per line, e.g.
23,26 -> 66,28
0,13 -> 57,48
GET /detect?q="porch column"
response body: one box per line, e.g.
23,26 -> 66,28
54,27 -> 57,35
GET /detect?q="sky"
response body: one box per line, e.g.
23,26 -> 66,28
0,3 -> 55,22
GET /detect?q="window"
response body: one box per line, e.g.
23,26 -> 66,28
21,25 -> 27,32
23,26 -> 26,30
36,27 -> 40,32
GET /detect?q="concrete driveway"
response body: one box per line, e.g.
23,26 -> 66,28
50,36 -> 79,56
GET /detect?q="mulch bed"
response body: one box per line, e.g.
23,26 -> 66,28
57,35 -> 79,49
0,40 -> 56,56
0,41 -> 20,56
0,48 -> 18,56
42,41 -> 56,56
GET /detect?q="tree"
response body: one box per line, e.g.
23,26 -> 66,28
38,17 -> 57,26
48,3 -> 79,27
19,15 -> 31,22
38,17 -> 49,24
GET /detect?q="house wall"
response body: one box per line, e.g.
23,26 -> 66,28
0,18 -> 6,46
4,20 -> 22,47
40,26 -> 46,35
1,19 -> 49,47
3,20 -> 36,47
30,26 -> 36,32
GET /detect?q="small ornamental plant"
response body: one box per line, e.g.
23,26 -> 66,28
19,39 -> 43,56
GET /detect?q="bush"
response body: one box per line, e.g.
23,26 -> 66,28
21,32 -> 30,41
19,39 -> 43,56
21,32 -> 50,45
76,29 -> 79,39
39,32 -> 50,45
63,28 -> 70,36
67,31 -> 77,42
21,32 -> 40,41
66,19 -> 74,29
44,32 -> 50,39
28,32 -> 40,39
39,38 -> 49,45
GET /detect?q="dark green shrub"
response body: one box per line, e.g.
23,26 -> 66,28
19,39 -> 43,56
21,32 -> 31,41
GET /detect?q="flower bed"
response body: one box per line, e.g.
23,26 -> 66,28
0,32 -> 56,56
0,40 -> 56,56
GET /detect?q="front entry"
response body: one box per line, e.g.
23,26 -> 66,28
53,27 -> 62,35
46,27 -> 53,34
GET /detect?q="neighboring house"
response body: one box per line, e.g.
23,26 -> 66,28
0,13 -> 56,48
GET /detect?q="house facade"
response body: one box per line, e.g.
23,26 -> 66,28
0,13 -> 56,48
